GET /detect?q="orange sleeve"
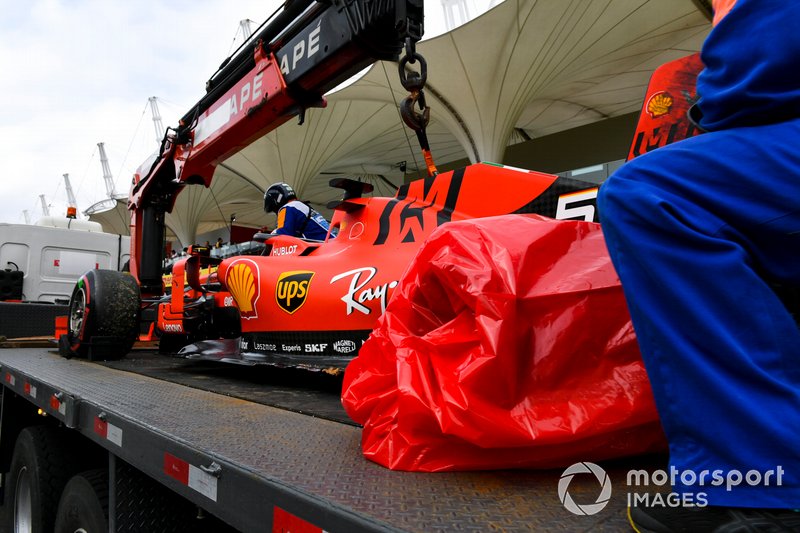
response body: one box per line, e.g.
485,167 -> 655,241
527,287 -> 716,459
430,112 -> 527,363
712,0 -> 736,26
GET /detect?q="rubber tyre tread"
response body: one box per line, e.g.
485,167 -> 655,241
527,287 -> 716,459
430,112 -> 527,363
70,269 -> 140,359
6,426 -> 91,533
54,469 -> 109,533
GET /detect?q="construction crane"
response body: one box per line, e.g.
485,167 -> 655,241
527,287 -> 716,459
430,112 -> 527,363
62,173 -> 79,218
239,19 -> 255,40
63,173 -> 79,215
39,194 -> 50,217
96,142 -> 123,199
148,97 -> 165,145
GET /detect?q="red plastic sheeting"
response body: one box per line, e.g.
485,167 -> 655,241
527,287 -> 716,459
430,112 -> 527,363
342,214 -> 665,472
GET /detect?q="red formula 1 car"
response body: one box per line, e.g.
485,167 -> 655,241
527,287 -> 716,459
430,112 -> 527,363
183,165 -> 599,367
61,163 -> 600,369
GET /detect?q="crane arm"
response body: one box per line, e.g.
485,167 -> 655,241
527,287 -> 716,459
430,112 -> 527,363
129,0 -> 423,295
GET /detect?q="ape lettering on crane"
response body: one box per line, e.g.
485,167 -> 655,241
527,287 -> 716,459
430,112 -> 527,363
194,71 -> 267,145
278,22 -> 322,77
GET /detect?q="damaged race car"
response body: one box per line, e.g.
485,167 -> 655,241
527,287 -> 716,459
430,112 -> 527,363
184,165 -> 599,367
62,162 -> 601,369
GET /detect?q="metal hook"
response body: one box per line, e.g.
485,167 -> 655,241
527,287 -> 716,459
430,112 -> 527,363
400,93 -> 430,132
398,53 -> 427,92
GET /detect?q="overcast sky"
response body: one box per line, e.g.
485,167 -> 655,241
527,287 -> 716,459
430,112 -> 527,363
0,0 -> 479,225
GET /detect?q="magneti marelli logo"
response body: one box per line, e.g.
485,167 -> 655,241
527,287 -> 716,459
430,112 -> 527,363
558,462 -> 612,515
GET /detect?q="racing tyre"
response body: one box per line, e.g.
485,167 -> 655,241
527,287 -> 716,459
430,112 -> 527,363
64,269 -> 140,360
54,469 -> 109,533
6,426 -> 88,533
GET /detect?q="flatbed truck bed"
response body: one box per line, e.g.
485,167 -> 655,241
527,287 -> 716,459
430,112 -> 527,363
0,347 -> 658,532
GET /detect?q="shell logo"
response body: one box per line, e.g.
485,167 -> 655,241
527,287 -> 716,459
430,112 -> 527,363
646,91 -> 673,118
226,260 -> 260,319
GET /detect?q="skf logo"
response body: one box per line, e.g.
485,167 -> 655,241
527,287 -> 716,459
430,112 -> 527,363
276,271 -> 314,314
227,260 -> 260,320
646,91 -> 673,118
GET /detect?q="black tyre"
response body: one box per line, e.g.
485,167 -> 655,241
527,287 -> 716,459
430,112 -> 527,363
54,469 -> 108,533
6,426 -> 90,533
65,269 -> 140,360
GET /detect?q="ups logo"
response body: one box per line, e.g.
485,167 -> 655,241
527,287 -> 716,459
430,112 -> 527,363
275,271 -> 314,314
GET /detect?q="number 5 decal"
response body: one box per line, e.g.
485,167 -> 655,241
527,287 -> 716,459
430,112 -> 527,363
556,188 -> 598,222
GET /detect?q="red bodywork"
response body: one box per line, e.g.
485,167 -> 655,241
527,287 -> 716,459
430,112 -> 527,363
628,53 -> 703,161
171,163 -> 600,366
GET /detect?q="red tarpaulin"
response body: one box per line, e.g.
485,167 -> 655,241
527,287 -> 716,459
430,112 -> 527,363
342,214 -> 665,471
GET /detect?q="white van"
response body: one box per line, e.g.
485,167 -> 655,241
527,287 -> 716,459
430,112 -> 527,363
0,218 -> 130,304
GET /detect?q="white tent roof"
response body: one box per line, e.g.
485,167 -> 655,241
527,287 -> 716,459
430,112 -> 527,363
86,164 -> 264,246
92,0 -> 711,244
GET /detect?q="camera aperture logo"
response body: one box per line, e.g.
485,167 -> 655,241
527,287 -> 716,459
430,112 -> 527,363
558,463 -> 785,516
558,462 -> 612,516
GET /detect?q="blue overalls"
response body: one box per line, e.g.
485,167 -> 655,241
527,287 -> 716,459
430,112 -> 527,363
598,0 -> 800,507
274,200 -> 332,241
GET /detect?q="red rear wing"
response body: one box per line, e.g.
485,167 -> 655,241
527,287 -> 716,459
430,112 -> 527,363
628,53 -> 705,161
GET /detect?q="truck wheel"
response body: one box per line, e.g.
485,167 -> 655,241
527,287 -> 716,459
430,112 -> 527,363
7,426 -> 86,533
66,269 -> 140,360
54,470 -> 108,533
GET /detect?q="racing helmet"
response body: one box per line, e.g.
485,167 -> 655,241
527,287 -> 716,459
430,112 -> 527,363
263,182 -> 297,213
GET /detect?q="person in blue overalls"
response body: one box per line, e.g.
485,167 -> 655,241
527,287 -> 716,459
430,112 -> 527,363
263,182 -> 334,241
598,0 -> 800,530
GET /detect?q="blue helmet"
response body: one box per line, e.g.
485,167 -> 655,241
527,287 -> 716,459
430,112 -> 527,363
263,182 -> 296,214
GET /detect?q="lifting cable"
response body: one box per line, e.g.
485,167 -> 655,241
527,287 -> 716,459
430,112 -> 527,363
381,62 -> 422,179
